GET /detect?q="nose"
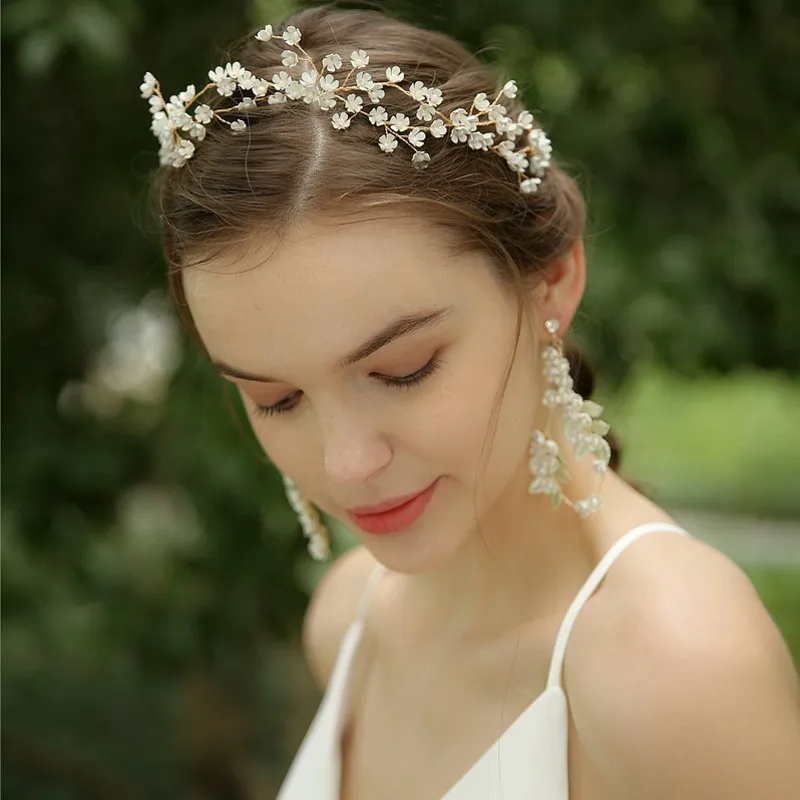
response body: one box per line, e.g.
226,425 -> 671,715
321,410 -> 392,486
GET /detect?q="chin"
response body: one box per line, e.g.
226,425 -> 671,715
355,515 -> 471,575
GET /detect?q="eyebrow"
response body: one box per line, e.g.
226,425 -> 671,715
214,307 -> 455,384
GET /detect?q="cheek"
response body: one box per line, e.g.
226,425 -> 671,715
403,336 -> 539,479
248,417 -> 325,496
237,391 -> 305,477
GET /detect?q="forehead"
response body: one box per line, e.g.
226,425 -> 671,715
183,213 -> 502,372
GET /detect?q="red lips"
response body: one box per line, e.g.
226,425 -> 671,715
346,479 -> 440,535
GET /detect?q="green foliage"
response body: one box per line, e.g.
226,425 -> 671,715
746,568 -> 800,667
604,367 -> 800,516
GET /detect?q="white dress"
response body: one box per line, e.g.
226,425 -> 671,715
276,522 -> 690,799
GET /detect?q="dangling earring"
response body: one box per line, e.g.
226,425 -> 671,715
527,318 -> 612,518
281,474 -> 331,561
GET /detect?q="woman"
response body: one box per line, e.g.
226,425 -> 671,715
142,6 -> 800,798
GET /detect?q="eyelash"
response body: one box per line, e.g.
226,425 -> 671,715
251,355 -> 442,418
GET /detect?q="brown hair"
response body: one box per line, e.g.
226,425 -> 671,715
155,4 -> 622,470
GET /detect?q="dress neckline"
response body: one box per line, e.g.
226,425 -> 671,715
330,522 -> 689,799
332,616 -> 567,800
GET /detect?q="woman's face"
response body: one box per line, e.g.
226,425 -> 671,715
184,213 -> 544,572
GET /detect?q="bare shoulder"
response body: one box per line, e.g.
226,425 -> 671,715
302,545 -> 382,690
566,531 -> 800,799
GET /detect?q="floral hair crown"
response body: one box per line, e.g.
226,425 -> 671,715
141,23 -> 553,194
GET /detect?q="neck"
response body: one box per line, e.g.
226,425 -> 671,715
407,457 -> 606,643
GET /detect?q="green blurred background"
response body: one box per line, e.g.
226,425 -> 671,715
2,0 -> 799,797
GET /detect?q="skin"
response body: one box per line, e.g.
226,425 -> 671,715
184,211 -> 800,799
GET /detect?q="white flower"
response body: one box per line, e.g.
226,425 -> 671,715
408,81 -> 427,101
217,76 -> 236,97
411,151 -> 431,169
470,132 -> 494,149
355,71 -> 374,90
429,119 -> 447,138
350,49 -> 369,68
502,79 -> 518,99
159,145 -> 175,166
488,104 -> 508,122
271,71 -> 292,91
317,92 -> 337,111
267,92 -> 287,104
408,127 -> 426,147
449,109 -> 478,143
194,104 -> 213,124
495,117 -> 516,136
472,91 -> 491,111
468,131 -> 489,150
528,129 -> 553,174
506,151 -> 529,173
331,112 -> 351,130
255,24 -> 273,41
285,81 -> 304,100
367,86 -> 385,103
167,103 -> 193,130
517,110 -> 534,129
139,72 -> 157,98
230,119 -> 247,132
378,132 -> 398,152
344,93 -> 363,113
385,66 -> 404,83
301,84 -> 320,105
449,108 -> 474,129
322,53 -> 343,72
239,70 -> 258,91
148,94 -> 165,112
281,50 -> 299,67
300,70 -> 317,88
528,128 -> 552,155
389,113 -> 410,132
424,86 -> 443,106
224,61 -> 245,79
188,123 -> 206,140
150,111 -> 170,138
416,103 -> 436,122
504,122 -> 524,140
251,78 -> 270,97
176,138 -> 195,160
318,74 -> 339,92
236,97 -> 256,109
368,106 -> 388,125
282,25 -> 301,46
208,66 -> 236,96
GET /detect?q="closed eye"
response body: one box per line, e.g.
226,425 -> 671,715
377,353 -> 441,388
252,390 -> 302,417
251,354 -> 442,418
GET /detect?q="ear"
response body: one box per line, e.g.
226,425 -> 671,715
530,239 -> 586,333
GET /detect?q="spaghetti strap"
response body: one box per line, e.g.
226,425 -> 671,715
322,563 -> 387,704
354,563 -> 387,626
545,522 -> 689,690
